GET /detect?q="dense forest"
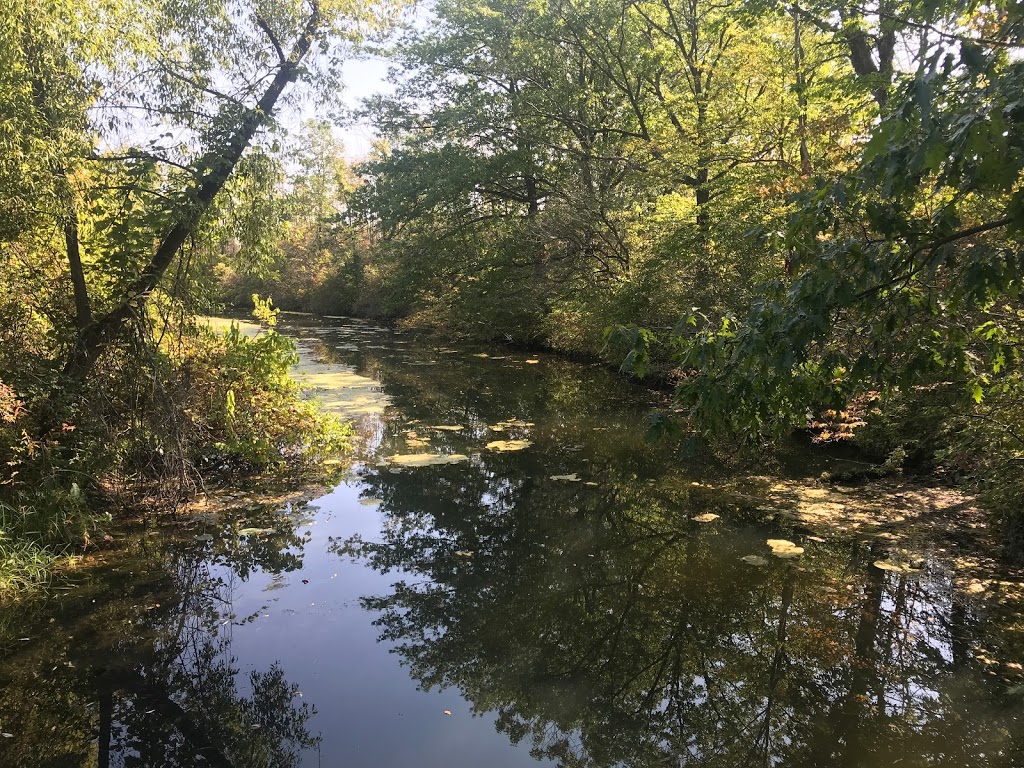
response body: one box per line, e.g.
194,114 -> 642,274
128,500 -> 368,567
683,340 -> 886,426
1,0 -> 1022,591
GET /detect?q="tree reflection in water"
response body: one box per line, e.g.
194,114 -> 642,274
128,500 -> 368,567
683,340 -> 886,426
338,458 -> 1024,768
0,513 -> 320,768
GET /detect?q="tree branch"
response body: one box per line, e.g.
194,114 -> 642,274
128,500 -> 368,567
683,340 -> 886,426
256,15 -> 287,64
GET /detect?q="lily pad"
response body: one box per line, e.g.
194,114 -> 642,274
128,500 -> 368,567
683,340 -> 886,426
691,513 -> 720,523
767,539 -> 804,558
485,439 -> 533,452
387,453 -> 470,467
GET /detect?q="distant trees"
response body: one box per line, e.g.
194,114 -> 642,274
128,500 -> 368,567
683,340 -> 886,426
352,0 -> 868,345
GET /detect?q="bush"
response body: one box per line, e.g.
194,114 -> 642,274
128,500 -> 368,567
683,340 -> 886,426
177,320 -> 351,469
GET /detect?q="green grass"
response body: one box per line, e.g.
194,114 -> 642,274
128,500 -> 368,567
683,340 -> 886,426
0,496 -> 89,598
0,536 -> 58,594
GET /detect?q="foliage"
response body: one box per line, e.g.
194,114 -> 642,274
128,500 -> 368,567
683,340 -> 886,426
178,318 -> 352,469
0,0 -> 397,590
217,120 -> 372,315
347,0 -> 868,352
624,0 -> 1024,545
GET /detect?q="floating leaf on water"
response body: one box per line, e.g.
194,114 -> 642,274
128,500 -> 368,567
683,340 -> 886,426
485,439 -> 533,452
443,709 -> 453,715
429,425 -> 464,432
238,527 -> 275,536
406,438 -> 430,448
473,353 -> 490,358
873,560 -> 920,573
359,498 -> 384,506
387,453 -> 470,467
807,535 -> 826,543
742,555 -> 769,567
454,550 -> 474,557
584,481 -> 599,487
550,473 -> 581,482
767,539 -> 804,558
195,534 -> 214,543
525,359 -> 540,364
691,513 -> 720,523
488,425 -> 505,432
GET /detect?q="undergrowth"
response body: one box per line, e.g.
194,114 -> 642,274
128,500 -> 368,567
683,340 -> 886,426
0,298 -> 350,598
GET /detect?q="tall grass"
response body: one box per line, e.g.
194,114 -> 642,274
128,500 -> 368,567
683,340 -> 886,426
0,493 -> 92,597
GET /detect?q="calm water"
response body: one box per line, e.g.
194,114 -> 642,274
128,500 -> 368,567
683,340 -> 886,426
2,316 -> 1024,767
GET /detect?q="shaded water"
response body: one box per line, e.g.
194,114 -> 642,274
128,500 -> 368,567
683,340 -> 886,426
2,316 -> 1024,767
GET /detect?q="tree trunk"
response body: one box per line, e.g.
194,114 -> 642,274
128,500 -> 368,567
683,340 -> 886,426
24,24 -> 94,331
64,204 -> 92,330
839,5 -> 892,109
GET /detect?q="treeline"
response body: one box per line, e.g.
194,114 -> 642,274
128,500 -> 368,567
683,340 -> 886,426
241,0 -> 877,342
232,0 -> 1024,546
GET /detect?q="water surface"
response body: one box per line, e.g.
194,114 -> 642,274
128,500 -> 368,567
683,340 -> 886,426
2,316 -> 1023,767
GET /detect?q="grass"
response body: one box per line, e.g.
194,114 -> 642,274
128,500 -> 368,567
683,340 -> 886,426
0,497 -> 90,598
0,536 -> 58,594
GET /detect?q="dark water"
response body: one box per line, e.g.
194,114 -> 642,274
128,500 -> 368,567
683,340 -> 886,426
2,316 -> 1024,768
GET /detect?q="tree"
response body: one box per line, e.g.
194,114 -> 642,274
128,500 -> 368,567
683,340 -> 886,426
655,0 -> 1024,540
2,0 -> 396,392
353,0 -> 866,347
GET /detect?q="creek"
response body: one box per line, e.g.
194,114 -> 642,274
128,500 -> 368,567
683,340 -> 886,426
1,314 -> 1022,767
